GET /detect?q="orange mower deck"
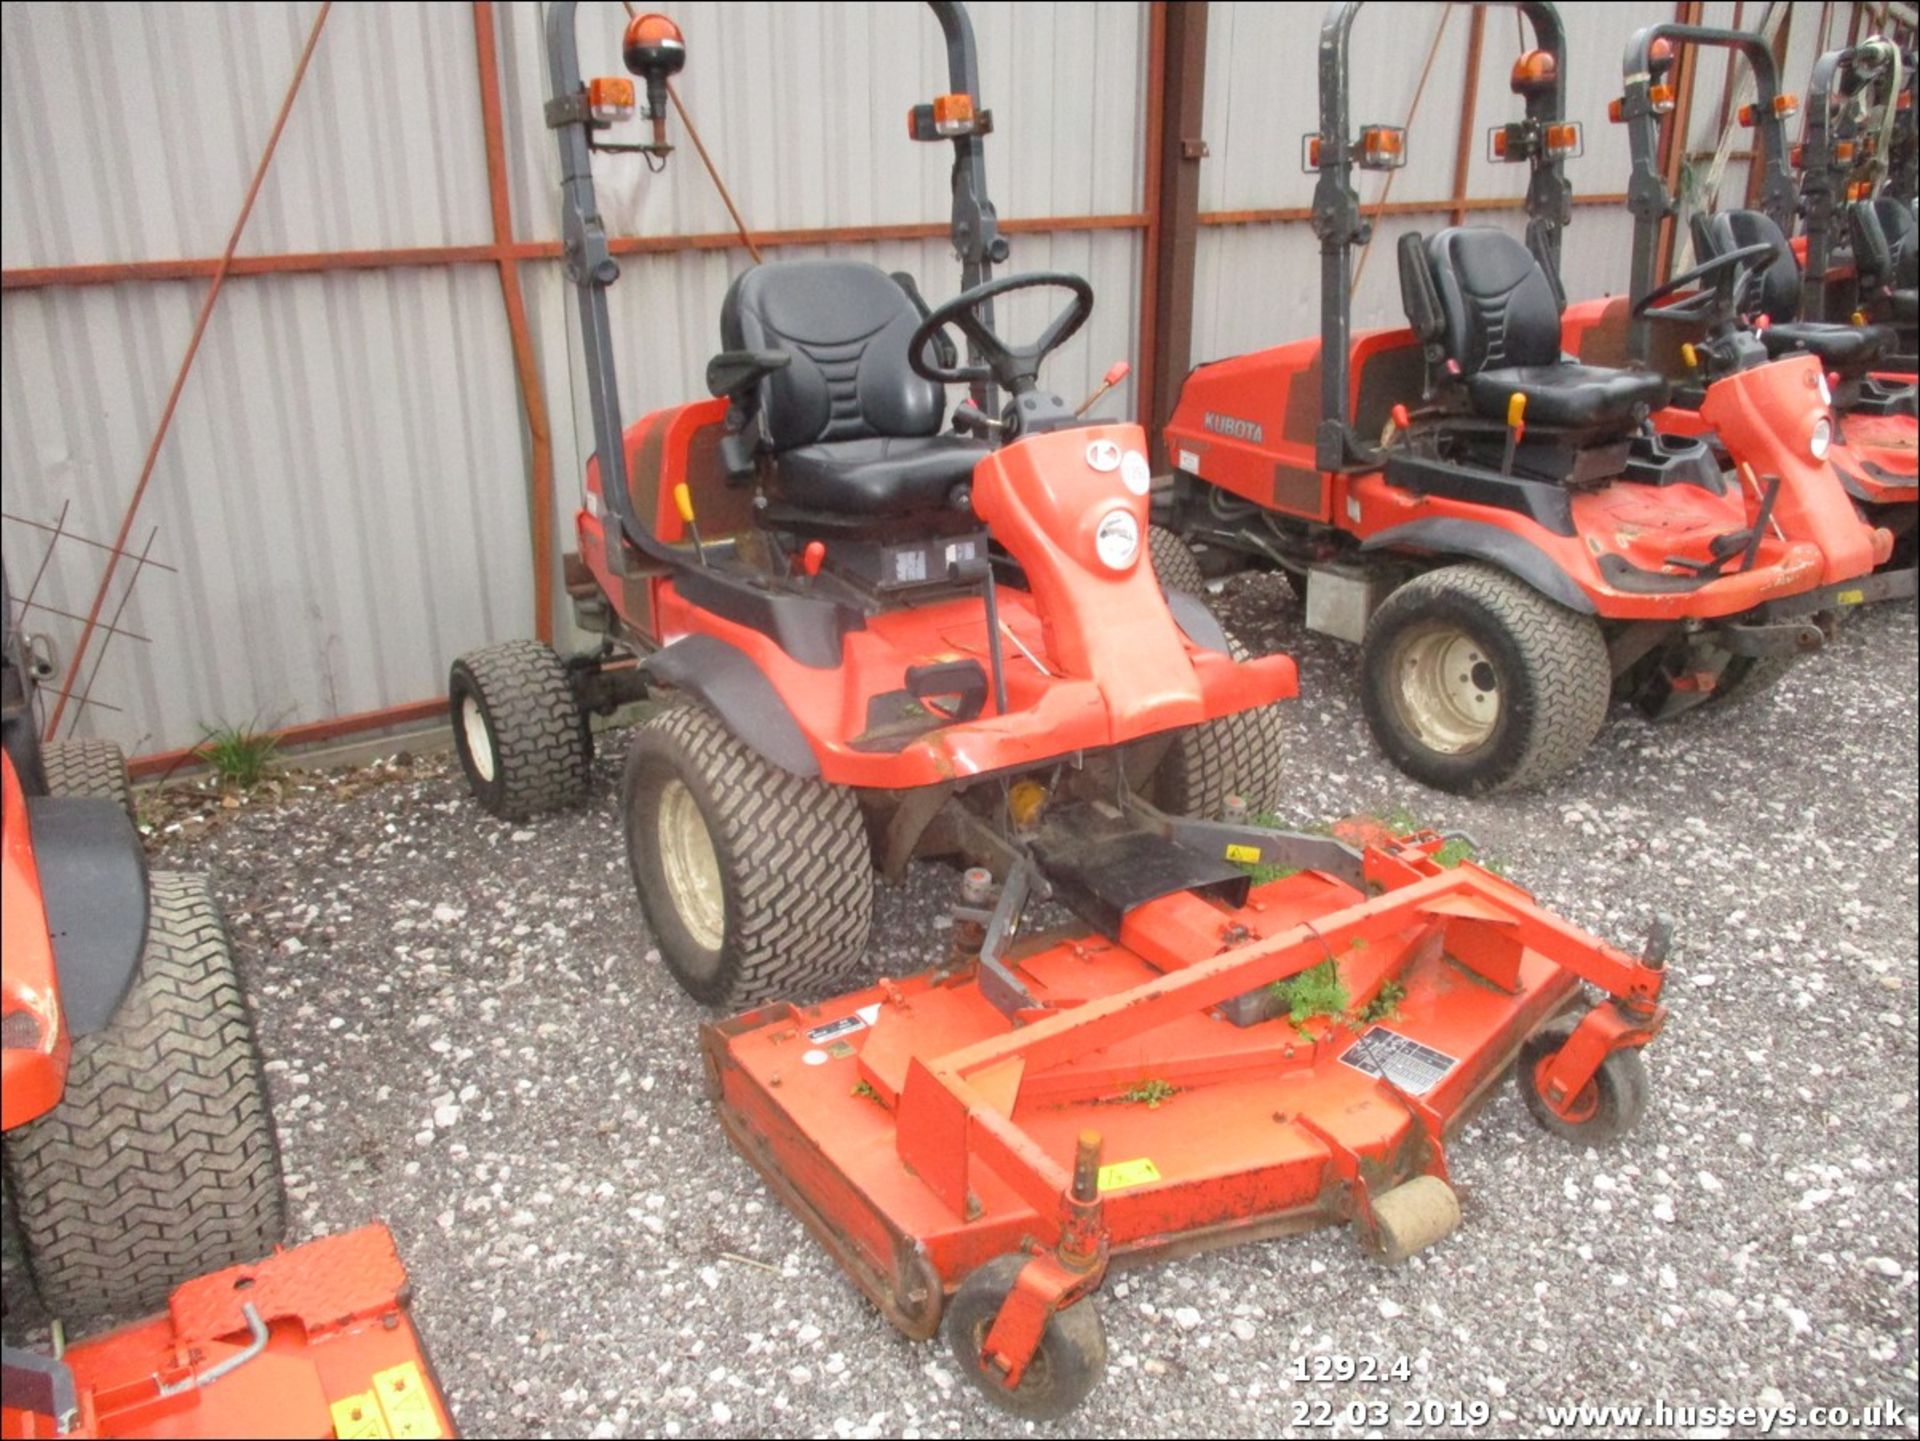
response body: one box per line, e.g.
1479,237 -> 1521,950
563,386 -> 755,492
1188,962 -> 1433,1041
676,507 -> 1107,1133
1,1225 -> 454,1441
702,831 -> 1666,1409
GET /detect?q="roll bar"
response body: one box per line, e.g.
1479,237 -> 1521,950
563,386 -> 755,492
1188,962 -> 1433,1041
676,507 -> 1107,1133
1312,1 -> 1569,472
1619,24 -> 1795,361
1800,39 -> 1909,319
544,1 -> 1001,562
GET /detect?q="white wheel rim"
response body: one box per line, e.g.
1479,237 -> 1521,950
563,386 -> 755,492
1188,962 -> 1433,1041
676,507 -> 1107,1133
461,695 -> 497,783
657,779 -> 725,951
1390,624 -> 1501,754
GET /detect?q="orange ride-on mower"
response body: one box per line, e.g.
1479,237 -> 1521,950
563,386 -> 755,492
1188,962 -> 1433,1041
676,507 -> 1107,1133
1,575 -> 451,1440
1158,0 -> 1895,797
1794,36 -> 1918,372
457,3 -> 1674,1422
1557,22 -> 1919,581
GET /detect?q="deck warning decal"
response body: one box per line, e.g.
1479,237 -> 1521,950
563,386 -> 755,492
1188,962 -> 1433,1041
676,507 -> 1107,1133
1098,1157 -> 1163,1192
1340,1027 -> 1459,1096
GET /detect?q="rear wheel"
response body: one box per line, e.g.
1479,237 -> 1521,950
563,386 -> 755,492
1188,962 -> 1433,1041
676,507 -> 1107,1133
2,873 -> 286,1317
41,738 -> 133,818
1155,632 -> 1286,816
449,640 -> 590,820
621,702 -> 873,1008
1361,564 -> 1609,795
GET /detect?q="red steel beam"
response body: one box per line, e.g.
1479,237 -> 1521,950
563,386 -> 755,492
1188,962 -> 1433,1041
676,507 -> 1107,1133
1135,1 -> 1169,431
1655,1 -> 1706,285
127,698 -> 448,780
1199,192 -> 1630,228
473,1 -> 555,646
1449,6 -> 1489,228
1,217 -> 1149,293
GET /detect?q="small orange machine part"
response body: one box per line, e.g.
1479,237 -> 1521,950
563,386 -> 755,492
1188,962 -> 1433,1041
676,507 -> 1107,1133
0,1225 -> 454,1440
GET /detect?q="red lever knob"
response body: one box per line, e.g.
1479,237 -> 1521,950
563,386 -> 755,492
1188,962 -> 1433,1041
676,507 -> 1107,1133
802,540 -> 826,577
1390,404 -> 1411,430
1102,360 -> 1131,386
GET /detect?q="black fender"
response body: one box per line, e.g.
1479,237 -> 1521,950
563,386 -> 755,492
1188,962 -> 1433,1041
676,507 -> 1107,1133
643,634 -> 821,777
1361,518 -> 1597,615
27,796 -> 150,1036
1164,588 -> 1233,655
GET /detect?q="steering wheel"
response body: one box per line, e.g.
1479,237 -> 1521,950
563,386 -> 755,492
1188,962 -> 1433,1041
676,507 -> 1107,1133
908,271 -> 1094,394
1633,239 -> 1782,323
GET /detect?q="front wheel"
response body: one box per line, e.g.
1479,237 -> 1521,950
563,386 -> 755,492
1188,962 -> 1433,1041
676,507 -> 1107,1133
621,703 -> 873,1008
1360,564 -> 1610,795
1154,632 -> 1286,817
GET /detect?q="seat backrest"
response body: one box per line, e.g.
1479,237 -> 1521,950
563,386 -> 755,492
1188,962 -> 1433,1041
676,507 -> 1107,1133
1700,209 -> 1799,322
1419,228 -> 1563,376
720,260 -> 942,452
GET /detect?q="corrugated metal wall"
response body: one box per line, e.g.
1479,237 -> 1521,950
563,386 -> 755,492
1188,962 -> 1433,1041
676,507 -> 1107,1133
1,0 -> 1866,757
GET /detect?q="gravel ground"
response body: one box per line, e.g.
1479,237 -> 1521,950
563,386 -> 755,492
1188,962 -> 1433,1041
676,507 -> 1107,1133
7,591 -> 1916,1439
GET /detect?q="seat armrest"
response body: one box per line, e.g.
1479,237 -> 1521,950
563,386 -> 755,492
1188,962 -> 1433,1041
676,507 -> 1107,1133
1398,231 -> 1445,345
706,348 -> 791,399
1850,203 -> 1894,289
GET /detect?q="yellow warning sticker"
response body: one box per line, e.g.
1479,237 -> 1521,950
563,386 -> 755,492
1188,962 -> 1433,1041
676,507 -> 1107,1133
330,1390 -> 390,1440
373,1362 -> 443,1439
1837,588 -> 1866,606
1224,843 -> 1262,864
1098,1157 -> 1163,1192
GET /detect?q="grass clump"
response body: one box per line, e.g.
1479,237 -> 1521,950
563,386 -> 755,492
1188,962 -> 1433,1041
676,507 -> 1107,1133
196,725 -> 279,789
1267,959 -> 1350,1030
1358,977 -> 1406,1024
1119,1078 -> 1179,1108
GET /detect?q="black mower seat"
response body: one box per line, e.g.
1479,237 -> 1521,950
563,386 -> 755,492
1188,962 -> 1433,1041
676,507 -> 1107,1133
719,259 -> 986,517
1699,209 -> 1891,373
1849,198 -> 1918,324
1465,362 -> 1670,431
1419,227 -> 1669,431
1757,320 -> 1891,367
778,434 -> 986,515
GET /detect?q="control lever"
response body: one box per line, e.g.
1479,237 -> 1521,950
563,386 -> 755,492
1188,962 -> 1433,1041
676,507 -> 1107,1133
953,403 -> 1004,437
949,556 -> 1009,716
673,482 -> 706,565
1075,360 -> 1132,417
1500,391 -> 1527,476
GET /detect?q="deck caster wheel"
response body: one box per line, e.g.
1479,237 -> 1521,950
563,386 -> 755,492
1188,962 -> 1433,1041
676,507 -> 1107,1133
1361,564 -> 1609,795
448,640 -> 591,820
1517,1017 -> 1650,1145
945,1257 -> 1107,1421
1365,1175 -> 1461,1265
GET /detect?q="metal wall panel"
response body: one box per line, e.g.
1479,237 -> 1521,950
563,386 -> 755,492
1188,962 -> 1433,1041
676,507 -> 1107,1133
1,1 -> 1148,753
1,265 -> 531,754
